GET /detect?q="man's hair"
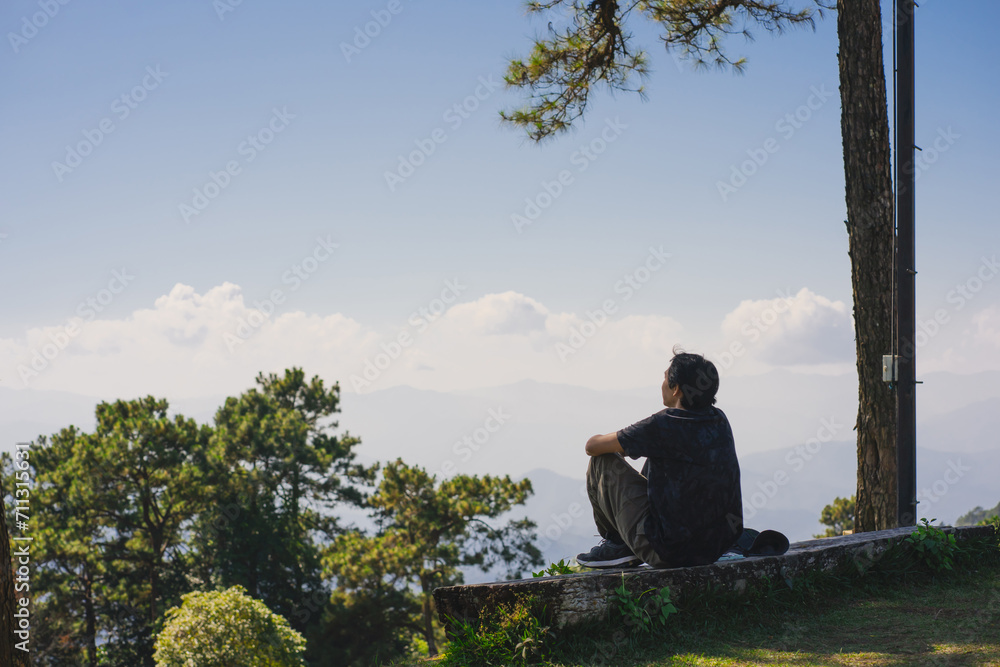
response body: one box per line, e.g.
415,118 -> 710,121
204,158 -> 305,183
666,347 -> 719,410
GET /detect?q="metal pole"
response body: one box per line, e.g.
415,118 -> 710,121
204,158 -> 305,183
895,0 -> 917,527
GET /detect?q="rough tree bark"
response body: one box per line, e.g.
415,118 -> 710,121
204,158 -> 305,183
836,0 -> 897,532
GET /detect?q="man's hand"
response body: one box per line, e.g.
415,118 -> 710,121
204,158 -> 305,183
585,432 -> 624,457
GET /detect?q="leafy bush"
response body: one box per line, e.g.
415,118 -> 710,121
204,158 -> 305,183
815,495 -> 856,538
153,585 -> 306,667
440,595 -> 553,665
904,519 -> 960,572
611,574 -> 677,634
956,502 -> 1000,526
532,559 -> 575,577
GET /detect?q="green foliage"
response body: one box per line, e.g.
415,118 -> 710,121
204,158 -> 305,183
904,519 -> 960,572
501,0 -> 822,141
2,367 -> 374,667
2,398 -> 212,666
979,514 -> 1000,529
957,502 -> 1000,526
611,574 -> 677,635
440,596 -> 553,666
305,588 -> 416,667
482,534 -> 1000,667
195,368 -> 375,627
324,459 -> 542,658
2,427 -> 103,666
815,495 -> 856,538
153,585 -> 306,667
532,559 -> 575,577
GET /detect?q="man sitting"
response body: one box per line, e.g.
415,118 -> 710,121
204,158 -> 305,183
576,349 -> 743,568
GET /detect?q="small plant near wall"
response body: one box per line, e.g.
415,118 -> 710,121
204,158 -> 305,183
611,574 -> 678,635
905,519 -> 961,572
532,559 -> 576,577
441,595 -> 554,665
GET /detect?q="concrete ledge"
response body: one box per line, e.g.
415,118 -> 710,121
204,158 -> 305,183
434,525 -> 995,630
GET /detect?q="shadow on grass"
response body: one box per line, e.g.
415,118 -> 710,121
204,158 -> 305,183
545,550 -> 1000,667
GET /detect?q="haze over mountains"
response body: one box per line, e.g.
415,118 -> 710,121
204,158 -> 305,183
2,369 -> 998,567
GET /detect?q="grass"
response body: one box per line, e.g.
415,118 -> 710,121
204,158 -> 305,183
398,530 -> 1000,667
637,567 -> 1000,666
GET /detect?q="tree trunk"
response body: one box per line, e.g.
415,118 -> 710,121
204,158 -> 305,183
836,0 -> 897,531
291,467 -> 303,602
421,579 -> 437,656
83,569 -> 97,667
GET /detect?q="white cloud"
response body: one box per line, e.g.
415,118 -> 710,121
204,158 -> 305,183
904,304 -> 1000,375
35,282 -> 1000,403
12,281 -> 999,403
974,305 -> 1000,347
720,288 -> 855,368
441,291 -> 549,336
2,284 -> 685,399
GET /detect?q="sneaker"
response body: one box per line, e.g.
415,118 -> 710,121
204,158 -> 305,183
575,539 -> 641,568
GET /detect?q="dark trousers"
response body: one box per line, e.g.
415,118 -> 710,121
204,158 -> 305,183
586,453 -> 669,568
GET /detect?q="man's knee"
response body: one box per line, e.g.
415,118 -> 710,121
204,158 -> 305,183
587,452 -> 618,478
589,454 -> 636,495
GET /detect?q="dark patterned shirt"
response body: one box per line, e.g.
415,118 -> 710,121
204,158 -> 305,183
618,406 -> 743,567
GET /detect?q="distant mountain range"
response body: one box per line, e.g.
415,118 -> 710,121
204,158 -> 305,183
7,369 -> 998,461
509,441 -> 1000,570
2,370 -> 998,582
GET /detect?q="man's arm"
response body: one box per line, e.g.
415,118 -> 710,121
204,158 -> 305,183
585,432 -> 624,456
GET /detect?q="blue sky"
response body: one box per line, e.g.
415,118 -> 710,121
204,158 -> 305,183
2,0 -> 999,400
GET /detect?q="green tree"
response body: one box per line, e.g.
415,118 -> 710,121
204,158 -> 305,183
192,368 -> 375,636
4,368 -> 372,666
305,560 -> 418,666
25,428 -> 106,667
324,459 -> 542,659
1,399 -> 211,667
815,495 -> 856,537
2,432 -> 92,667
834,0 -> 897,533
502,0 -> 899,533
153,585 -> 306,667
956,502 -> 1000,526
85,398 -> 211,665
